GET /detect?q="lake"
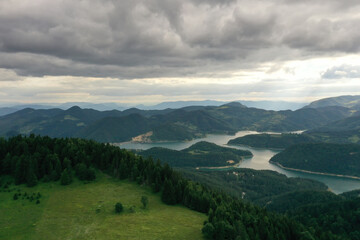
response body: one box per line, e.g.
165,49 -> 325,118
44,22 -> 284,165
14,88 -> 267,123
117,131 -> 360,194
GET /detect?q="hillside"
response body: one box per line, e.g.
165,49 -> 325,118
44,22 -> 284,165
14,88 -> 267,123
137,141 -> 252,168
305,115 -> 360,144
312,115 -> 360,132
181,168 -> 327,203
263,190 -> 343,213
270,143 -> 360,177
289,197 -> 360,240
303,95 -> 360,109
76,114 -> 152,142
0,174 -> 206,240
0,135 -> 319,240
228,133 -> 316,149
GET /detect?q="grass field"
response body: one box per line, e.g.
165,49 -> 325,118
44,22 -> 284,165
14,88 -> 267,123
0,174 -> 206,240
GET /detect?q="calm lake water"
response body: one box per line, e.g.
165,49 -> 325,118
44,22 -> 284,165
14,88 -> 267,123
117,131 -> 360,194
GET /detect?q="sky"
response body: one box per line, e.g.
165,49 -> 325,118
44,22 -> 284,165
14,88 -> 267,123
0,0 -> 360,105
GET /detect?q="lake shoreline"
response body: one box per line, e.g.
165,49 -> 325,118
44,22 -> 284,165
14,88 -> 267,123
270,161 -> 360,180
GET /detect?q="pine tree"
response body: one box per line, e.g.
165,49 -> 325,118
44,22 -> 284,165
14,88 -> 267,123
161,178 -> 176,205
63,157 -> 72,171
202,222 -> 215,239
141,196 -> 149,209
2,153 -> 12,174
15,156 -> 27,185
26,166 -> 38,187
53,157 -> 62,181
60,169 -> 72,185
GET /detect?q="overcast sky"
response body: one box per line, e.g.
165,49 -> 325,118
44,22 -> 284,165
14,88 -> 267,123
0,0 -> 360,104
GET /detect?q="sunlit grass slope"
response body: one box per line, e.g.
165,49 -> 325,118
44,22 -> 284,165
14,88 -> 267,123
0,173 -> 206,240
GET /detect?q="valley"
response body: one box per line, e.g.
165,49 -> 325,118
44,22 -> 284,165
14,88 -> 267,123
119,130 -> 360,193
2,95 -> 360,239
2,0 -> 360,237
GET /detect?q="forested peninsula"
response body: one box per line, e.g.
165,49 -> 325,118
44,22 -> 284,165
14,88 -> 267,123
270,143 -> 360,178
228,133 -> 315,149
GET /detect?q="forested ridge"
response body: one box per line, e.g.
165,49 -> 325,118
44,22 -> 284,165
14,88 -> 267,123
137,141 -> 252,168
0,135 -> 322,240
228,133 -> 316,149
181,168 -> 327,203
270,143 -> 360,177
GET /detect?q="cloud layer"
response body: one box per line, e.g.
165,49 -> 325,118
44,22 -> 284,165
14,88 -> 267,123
1,0 -> 360,78
0,0 -> 359,103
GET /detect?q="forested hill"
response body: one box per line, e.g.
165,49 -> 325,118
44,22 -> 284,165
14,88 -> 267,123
270,143 -> 360,177
228,133 -> 316,149
137,141 -> 252,168
305,115 -> 360,144
0,135 -> 319,240
303,95 -> 360,110
0,102 -> 354,142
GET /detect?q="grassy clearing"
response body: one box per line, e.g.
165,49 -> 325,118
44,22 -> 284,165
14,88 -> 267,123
0,174 -> 206,240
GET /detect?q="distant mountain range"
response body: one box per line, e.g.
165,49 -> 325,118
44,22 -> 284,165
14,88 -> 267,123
0,99 -> 308,116
0,101 -> 354,143
3,94 -> 360,118
136,100 -> 307,111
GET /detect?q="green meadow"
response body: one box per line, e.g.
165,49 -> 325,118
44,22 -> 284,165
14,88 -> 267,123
0,174 -> 206,240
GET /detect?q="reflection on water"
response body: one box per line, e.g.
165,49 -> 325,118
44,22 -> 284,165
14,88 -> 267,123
117,131 -> 360,194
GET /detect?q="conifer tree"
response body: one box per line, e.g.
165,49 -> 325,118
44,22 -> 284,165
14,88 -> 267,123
60,169 -> 72,185
26,166 -> 38,187
141,196 -> 148,209
161,178 -> 176,205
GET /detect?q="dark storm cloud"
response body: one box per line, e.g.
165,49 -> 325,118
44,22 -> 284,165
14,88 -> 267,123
0,0 -> 359,78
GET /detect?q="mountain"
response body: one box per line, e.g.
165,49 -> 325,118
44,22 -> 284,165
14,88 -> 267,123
246,106 -> 353,132
136,100 -> 228,110
303,95 -> 360,109
239,100 -> 307,110
306,115 -> 360,144
270,143 -> 360,177
0,108 -> 63,136
0,104 -> 59,116
57,102 -> 127,111
0,107 -> 20,116
139,100 -> 307,111
309,115 -> 360,132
